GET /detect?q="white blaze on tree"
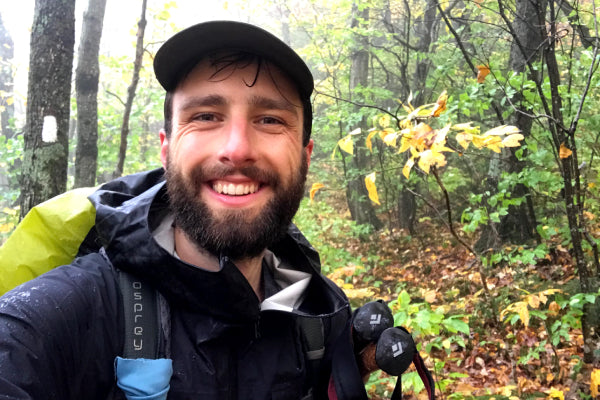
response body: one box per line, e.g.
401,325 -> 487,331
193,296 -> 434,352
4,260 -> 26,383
41,115 -> 57,143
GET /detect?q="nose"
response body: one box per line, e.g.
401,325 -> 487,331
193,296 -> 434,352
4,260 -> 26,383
218,118 -> 257,166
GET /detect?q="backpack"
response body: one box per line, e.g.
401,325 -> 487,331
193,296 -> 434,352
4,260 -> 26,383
0,177 -> 435,400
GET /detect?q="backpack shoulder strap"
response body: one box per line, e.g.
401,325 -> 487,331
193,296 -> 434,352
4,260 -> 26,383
298,316 -> 325,400
118,270 -> 167,359
298,310 -> 351,400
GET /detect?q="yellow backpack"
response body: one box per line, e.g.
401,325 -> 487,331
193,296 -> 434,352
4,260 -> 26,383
0,187 -> 97,295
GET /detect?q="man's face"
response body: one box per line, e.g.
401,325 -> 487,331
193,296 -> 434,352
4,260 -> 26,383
160,59 -> 313,259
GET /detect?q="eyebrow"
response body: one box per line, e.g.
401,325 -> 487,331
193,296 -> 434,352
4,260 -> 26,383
177,95 -> 227,113
249,95 -> 299,115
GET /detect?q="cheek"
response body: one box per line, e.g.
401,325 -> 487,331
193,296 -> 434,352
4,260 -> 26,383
170,130 -> 215,163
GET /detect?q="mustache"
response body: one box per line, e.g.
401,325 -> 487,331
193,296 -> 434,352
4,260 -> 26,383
188,164 -> 280,188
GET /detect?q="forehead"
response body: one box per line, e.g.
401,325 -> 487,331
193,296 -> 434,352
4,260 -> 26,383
172,56 -> 302,107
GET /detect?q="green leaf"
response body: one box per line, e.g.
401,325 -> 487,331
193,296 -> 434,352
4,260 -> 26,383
443,316 -> 470,334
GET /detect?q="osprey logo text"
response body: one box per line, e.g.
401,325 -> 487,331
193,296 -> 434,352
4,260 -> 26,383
370,314 -> 382,325
392,342 -> 404,357
132,281 -> 144,351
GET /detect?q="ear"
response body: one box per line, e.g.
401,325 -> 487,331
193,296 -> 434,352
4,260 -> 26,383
305,139 -> 314,169
160,129 -> 169,169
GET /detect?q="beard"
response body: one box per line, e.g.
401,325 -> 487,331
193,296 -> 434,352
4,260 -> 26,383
165,155 -> 308,260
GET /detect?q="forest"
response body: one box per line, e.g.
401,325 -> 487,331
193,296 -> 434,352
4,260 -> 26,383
0,0 -> 599,398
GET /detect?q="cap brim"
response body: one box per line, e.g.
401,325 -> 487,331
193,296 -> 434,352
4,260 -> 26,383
153,20 -> 313,99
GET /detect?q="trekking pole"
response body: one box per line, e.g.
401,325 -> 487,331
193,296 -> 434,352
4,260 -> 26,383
352,301 -> 436,400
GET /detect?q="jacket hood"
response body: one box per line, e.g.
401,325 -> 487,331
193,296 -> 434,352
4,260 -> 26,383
88,168 -> 347,324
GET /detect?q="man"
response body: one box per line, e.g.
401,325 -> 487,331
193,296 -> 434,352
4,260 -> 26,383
0,21 -> 352,399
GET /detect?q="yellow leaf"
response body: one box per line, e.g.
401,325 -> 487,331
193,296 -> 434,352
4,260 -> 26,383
378,127 -> 396,140
452,122 -> 480,135
502,133 -> 524,147
382,132 -> 398,147
0,222 -> 14,233
591,369 -> 600,397
548,387 -> 564,400
484,136 -> 503,153
349,127 -> 362,136
366,130 -> 378,152
338,135 -> 354,155
435,124 -> 451,144
477,65 -> 490,83
418,149 -> 446,174
403,157 -> 415,179
399,134 -> 412,153
378,114 -> 391,128
518,302 -> 530,328
5,96 -> 14,106
456,132 -> 472,149
343,287 -> 375,300
498,385 -> 517,396
364,172 -> 380,205
559,143 -> 572,159
309,183 -> 324,203
482,125 -> 520,136
527,294 -> 541,309
471,135 -> 486,149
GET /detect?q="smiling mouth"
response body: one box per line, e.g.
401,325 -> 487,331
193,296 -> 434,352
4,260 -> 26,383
212,181 -> 260,196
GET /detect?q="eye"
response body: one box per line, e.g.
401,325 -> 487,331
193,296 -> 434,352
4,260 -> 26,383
193,113 -> 218,122
259,116 -> 283,125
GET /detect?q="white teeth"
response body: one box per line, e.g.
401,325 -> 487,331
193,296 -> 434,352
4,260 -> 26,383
213,182 -> 258,196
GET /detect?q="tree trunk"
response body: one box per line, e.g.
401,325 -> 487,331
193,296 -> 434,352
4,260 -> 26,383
499,0 -> 544,244
114,0 -> 147,178
346,2 -> 383,231
476,0 -> 544,251
74,0 -> 107,188
0,13 -> 14,138
412,0 -> 439,105
19,0 -> 75,219
395,0 -> 440,232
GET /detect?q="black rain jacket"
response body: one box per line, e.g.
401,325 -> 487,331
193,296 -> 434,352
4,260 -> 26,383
0,168 -> 351,400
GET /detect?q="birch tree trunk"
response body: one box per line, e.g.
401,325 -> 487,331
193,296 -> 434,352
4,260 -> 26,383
19,0 -> 75,219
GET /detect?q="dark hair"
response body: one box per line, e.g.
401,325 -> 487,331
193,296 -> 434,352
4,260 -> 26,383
162,52 -> 312,146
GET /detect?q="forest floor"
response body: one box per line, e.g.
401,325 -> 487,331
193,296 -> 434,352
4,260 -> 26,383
306,199 -> 596,400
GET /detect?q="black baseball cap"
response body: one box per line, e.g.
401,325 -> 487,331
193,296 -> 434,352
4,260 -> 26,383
153,20 -> 314,101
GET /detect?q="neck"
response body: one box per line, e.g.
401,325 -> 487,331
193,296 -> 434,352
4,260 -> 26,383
173,227 -> 264,300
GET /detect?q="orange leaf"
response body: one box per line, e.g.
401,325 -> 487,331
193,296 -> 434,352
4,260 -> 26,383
424,290 -> 437,303
477,65 -> 490,83
559,143 -> 572,159
430,90 -> 448,117
309,183 -> 325,202
366,130 -> 378,152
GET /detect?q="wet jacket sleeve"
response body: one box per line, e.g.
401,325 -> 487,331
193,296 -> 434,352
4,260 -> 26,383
0,253 -> 123,400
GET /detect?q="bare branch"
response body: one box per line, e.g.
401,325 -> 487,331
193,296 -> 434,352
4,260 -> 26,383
104,89 -> 126,107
